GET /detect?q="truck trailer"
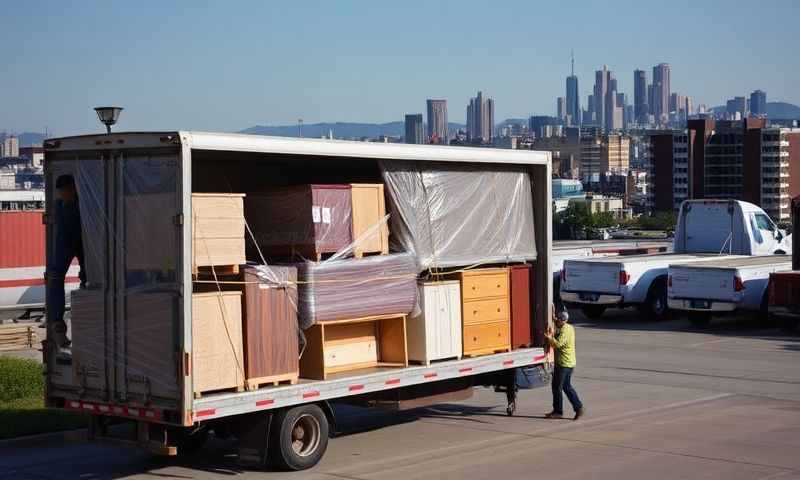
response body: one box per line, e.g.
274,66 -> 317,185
42,131 -> 553,470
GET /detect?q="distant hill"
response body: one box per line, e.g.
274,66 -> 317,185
0,132 -> 46,147
709,101 -> 800,119
240,121 -> 467,139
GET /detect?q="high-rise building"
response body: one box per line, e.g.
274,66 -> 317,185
593,65 -> 611,131
566,53 -> 580,126
634,69 -> 648,124
404,114 -> 424,144
726,96 -> 748,118
580,133 -> 631,180
557,97 -> 567,120
649,118 -> 800,221
466,91 -> 494,143
652,63 -> 671,123
750,90 -> 767,116
426,99 -> 448,144
2,136 -> 19,158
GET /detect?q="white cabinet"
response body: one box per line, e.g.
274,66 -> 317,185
408,281 -> 462,365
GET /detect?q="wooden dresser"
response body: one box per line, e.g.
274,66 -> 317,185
509,264 -> 533,349
407,280 -> 462,365
457,268 -> 511,357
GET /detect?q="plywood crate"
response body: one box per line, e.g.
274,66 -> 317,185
299,314 -> 408,380
192,193 -> 246,273
457,268 -> 511,357
192,291 -> 245,395
241,265 -> 299,390
350,183 -> 389,257
407,280 -> 462,365
246,185 -> 353,261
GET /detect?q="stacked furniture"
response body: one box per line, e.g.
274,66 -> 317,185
241,265 -> 300,390
407,280 -> 462,365
299,314 -> 408,380
246,185 -> 353,261
349,183 -> 389,258
192,291 -> 245,396
509,264 -> 533,349
456,268 -> 512,357
192,193 -> 246,275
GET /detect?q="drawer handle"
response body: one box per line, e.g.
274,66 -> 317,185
473,310 -> 478,315
473,336 -> 477,341
497,332 -> 502,337
472,286 -> 477,290
496,308 -> 501,312
496,284 -> 501,288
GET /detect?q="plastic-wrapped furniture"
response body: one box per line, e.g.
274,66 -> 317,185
192,193 -> 246,275
192,291 -> 244,395
349,183 -> 389,258
407,280 -> 462,364
246,185 -> 353,261
241,265 -> 299,390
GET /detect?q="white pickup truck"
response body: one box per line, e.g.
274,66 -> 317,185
560,200 -> 791,320
668,255 -> 793,326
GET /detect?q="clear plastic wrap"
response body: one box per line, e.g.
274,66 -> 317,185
378,160 -> 537,271
291,252 -> 418,328
245,185 -> 353,260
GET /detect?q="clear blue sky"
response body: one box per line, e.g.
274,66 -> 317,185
1,0 -> 798,135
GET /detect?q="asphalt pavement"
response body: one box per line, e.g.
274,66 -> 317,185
2,307 -> 799,479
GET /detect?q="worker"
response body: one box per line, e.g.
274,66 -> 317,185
48,174 -> 86,347
544,308 -> 585,420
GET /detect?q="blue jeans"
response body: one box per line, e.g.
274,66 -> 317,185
48,242 -> 85,323
552,365 -> 583,415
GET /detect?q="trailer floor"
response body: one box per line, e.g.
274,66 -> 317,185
2,308 -> 799,479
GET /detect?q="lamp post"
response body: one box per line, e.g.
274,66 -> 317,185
94,106 -> 123,134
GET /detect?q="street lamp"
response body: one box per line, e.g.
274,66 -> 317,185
94,106 -> 123,134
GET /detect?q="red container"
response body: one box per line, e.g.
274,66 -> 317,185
509,264 -> 533,349
0,211 -> 45,268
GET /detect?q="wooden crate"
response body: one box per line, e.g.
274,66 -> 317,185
192,291 -> 245,396
0,325 -> 38,352
457,268 -> 511,357
509,264 -> 533,349
241,265 -> 300,391
299,314 -> 408,380
407,280 -> 462,365
192,193 -> 246,272
70,289 -> 108,393
245,185 -> 353,261
350,183 -> 389,257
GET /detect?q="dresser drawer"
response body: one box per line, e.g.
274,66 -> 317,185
463,297 -> 509,325
463,321 -> 510,353
461,273 -> 509,300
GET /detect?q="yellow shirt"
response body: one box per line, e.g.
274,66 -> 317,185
554,323 -> 576,368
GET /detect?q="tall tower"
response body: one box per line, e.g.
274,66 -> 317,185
426,99 -> 448,144
634,69 -> 647,123
593,65 -> 610,130
565,50 -> 580,125
652,63 -> 671,123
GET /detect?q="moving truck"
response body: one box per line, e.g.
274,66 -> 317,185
560,200 -> 791,320
768,196 -> 800,332
668,255 -> 793,326
42,132 -> 553,470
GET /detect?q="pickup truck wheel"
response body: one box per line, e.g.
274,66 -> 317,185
581,305 -> 606,318
271,404 -> 329,471
688,311 -> 711,328
642,279 -> 670,321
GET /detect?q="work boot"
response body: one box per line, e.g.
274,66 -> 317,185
574,407 -> 586,421
544,411 -> 563,419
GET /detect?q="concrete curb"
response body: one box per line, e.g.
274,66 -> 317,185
0,428 -> 87,449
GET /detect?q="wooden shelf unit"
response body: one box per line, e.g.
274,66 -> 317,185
299,314 -> 408,380
350,183 -> 389,258
456,268 -> 512,357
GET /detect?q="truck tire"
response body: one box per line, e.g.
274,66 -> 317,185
271,404 -> 329,471
688,311 -> 711,328
641,278 -> 670,321
581,305 -> 606,318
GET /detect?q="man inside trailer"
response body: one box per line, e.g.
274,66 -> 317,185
48,174 -> 86,347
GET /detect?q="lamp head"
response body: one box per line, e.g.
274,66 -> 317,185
94,106 -> 123,133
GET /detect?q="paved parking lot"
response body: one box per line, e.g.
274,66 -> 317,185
2,308 -> 799,479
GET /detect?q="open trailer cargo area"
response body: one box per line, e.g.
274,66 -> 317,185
42,132 -> 552,469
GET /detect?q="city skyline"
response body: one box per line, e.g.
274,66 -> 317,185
1,1 -> 799,135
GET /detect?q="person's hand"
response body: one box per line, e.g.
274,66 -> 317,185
545,325 -> 554,338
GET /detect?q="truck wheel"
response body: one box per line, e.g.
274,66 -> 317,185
688,311 -> 711,328
642,279 -> 670,321
271,404 -> 329,471
581,305 -> 606,318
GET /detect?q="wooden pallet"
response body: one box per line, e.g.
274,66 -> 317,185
0,325 -> 38,351
193,384 -> 246,399
462,347 -> 511,358
192,264 -> 240,277
353,249 -> 388,259
246,372 -> 299,391
409,356 -> 461,367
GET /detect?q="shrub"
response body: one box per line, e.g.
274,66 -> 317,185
0,357 -> 44,403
